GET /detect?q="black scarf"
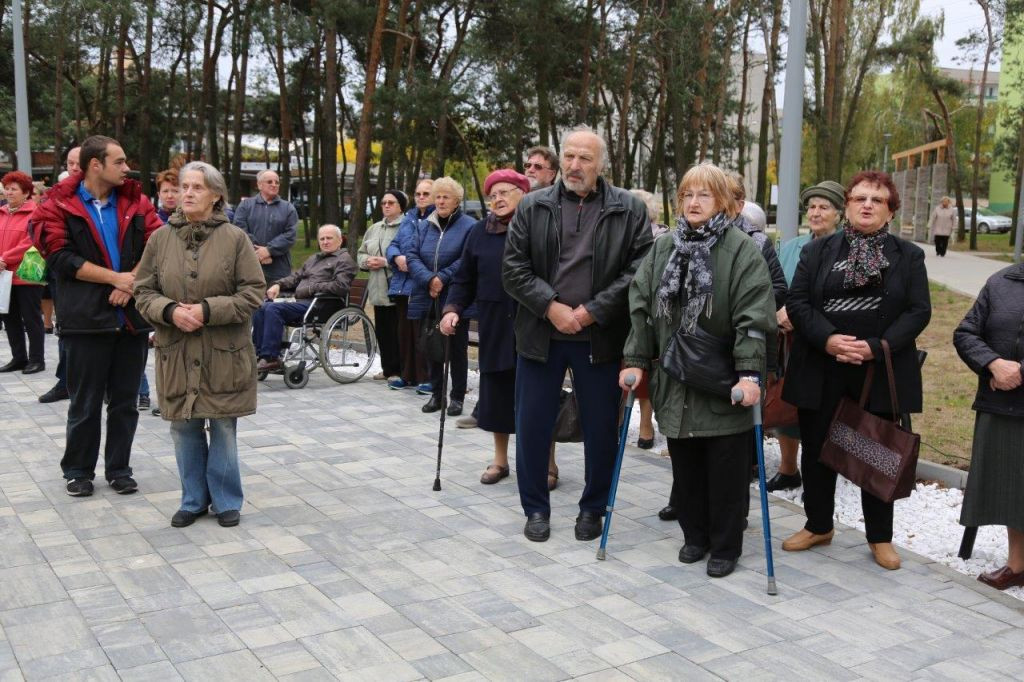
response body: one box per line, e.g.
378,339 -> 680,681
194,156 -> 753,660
655,212 -> 731,332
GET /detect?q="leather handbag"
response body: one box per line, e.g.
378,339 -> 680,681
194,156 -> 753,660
660,323 -> 734,398
763,332 -> 799,429
554,368 -> 583,443
820,340 -> 920,503
419,299 -> 446,364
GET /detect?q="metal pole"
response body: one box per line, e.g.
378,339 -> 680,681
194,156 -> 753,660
1014,173 -> 1024,264
12,0 -> 32,174
777,0 -> 809,242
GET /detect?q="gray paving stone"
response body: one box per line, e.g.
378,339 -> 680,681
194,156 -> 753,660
141,604 -> 244,663
175,650 -> 275,681
0,564 -> 66,610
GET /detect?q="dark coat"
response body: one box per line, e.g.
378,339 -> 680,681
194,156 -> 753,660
386,206 -> 433,298
737,216 -> 788,310
782,230 -> 931,413
444,218 -> 517,373
32,175 -> 163,334
406,209 -> 475,320
502,178 -> 654,364
953,264 -> 1024,417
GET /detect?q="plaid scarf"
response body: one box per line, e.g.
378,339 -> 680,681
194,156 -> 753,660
655,212 -> 731,332
842,221 -> 890,289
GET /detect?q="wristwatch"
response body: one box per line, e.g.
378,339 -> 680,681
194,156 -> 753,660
739,375 -> 761,386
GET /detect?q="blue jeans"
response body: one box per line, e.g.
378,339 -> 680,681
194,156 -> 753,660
169,418 -> 243,514
139,347 -> 150,396
514,340 -> 621,516
252,301 -> 310,360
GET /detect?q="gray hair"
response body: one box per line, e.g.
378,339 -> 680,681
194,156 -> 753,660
560,125 -> 608,173
181,161 -> 227,209
740,201 -> 767,231
318,224 -> 343,239
256,169 -> 279,183
629,189 -> 662,223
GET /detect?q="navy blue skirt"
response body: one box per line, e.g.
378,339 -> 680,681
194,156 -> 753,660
477,368 -> 515,434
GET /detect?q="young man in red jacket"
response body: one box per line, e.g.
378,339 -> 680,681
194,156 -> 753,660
33,135 -> 163,497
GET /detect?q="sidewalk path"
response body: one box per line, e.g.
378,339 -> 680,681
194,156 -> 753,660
922,245 -> 1009,298
1,334 -> 1023,680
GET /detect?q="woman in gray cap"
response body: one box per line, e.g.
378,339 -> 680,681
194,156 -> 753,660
769,180 -> 844,492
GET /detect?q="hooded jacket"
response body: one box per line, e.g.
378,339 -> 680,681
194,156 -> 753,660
133,210 -> 265,420
32,175 -> 163,334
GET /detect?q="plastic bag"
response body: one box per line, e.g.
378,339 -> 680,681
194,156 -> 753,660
0,270 -> 11,313
15,247 -> 47,284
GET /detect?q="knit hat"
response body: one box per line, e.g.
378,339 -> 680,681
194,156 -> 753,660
384,189 -> 408,212
484,169 -> 530,197
800,180 -> 846,211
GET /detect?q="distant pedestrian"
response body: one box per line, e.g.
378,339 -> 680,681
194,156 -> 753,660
0,171 -> 45,375
134,162 -> 265,528
234,169 -> 298,283
954,264 -> 1024,590
358,190 -> 406,382
781,170 -> 931,571
33,135 -> 163,497
523,146 -> 558,190
929,196 -> 956,257
155,169 -> 180,224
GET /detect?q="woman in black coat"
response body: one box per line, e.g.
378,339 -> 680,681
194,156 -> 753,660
954,265 -> 1024,590
441,170 -> 531,484
781,170 -> 931,571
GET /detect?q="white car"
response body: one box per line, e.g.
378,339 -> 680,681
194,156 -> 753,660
966,207 -> 1012,234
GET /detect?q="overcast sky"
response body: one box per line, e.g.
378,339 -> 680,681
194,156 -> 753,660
921,0 -> 1000,69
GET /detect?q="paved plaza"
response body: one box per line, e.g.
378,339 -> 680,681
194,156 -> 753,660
1,333 -> 1024,681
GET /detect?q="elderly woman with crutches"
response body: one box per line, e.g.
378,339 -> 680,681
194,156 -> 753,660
619,162 -> 775,578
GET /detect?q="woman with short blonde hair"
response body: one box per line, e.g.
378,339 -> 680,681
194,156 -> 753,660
675,163 -> 739,219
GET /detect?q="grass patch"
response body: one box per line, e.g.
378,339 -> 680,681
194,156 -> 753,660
950,232 -> 1016,254
915,281 -> 978,468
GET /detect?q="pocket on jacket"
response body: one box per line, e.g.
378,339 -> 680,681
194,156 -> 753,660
207,339 -> 253,393
154,337 -> 187,399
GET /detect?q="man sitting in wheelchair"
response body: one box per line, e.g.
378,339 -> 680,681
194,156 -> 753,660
254,224 -> 357,372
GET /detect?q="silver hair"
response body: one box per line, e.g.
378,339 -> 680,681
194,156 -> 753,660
559,124 -> 608,173
181,161 -> 227,209
318,224 -> 343,239
629,189 -> 662,223
256,168 -> 279,183
740,201 -> 767,231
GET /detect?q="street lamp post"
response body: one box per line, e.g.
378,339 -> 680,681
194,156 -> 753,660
12,0 -> 32,174
777,0 -> 809,242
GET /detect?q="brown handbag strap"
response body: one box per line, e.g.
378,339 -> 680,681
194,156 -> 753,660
881,339 -> 902,421
858,363 -> 875,407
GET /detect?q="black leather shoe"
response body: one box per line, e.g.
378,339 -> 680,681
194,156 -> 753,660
765,471 -> 802,492
171,508 -> 208,527
0,359 -> 27,373
446,399 -> 464,416
217,510 -> 240,527
637,437 -> 654,449
524,512 -> 550,542
109,476 -> 138,494
707,557 -> 737,578
658,505 -> 677,521
574,511 -> 603,541
421,396 -> 443,413
39,385 -> 70,403
21,362 -> 45,375
678,544 -> 708,564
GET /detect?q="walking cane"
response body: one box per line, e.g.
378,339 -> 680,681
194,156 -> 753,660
432,334 -> 451,491
597,374 -> 637,561
733,385 -> 778,595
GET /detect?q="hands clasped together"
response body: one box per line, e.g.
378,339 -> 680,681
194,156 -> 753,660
825,333 -> 875,365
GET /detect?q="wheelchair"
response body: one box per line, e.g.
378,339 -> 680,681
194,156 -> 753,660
256,282 -> 377,389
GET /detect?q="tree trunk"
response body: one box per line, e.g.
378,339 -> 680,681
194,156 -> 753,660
576,0 -> 595,122
230,1 -> 251,202
321,26 -> 340,225
614,0 -> 648,185
114,10 -> 128,140
137,0 -> 156,195
737,12 -> 751,178
349,0 -> 389,255
272,0 -> 293,194
969,0 -> 995,251
51,23 -> 65,180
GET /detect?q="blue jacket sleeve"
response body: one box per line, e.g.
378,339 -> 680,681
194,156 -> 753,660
406,222 -> 435,286
387,219 -> 414,265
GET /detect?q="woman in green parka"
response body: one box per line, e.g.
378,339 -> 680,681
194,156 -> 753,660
620,162 -> 776,579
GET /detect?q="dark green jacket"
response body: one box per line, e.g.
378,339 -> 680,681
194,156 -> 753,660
502,178 -> 653,363
622,226 -> 776,438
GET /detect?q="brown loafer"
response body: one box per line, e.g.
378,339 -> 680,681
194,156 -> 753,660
479,464 -> 509,485
782,528 -> 835,552
257,358 -> 282,372
547,467 -> 559,491
868,542 -> 901,570
977,565 -> 1024,590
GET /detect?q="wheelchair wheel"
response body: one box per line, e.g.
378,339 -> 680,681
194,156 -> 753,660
257,370 -> 268,382
319,307 -> 377,384
283,365 -> 309,389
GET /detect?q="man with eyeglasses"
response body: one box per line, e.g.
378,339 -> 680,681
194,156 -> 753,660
503,125 -> 653,542
524,146 -> 558,190
386,178 -> 435,391
234,169 -> 298,283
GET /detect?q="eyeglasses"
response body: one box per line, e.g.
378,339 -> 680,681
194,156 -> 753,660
415,191 -> 431,197
524,162 -> 550,171
380,200 -> 398,206
681,191 -> 715,204
487,188 -> 522,202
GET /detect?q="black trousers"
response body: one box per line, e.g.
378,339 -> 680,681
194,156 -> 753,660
798,366 -> 895,542
373,304 -> 401,377
3,285 -> 45,364
429,320 -> 468,400
395,296 -> 427,384
60,332 -> 148,481
668,431 -> 752,560
934,235 -> 950,256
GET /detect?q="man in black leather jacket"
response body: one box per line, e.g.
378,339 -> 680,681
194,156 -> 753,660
502,125 -> 653,542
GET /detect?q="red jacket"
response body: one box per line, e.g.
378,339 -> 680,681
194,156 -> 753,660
32,175 -> 162,334
0,199 -> 37,286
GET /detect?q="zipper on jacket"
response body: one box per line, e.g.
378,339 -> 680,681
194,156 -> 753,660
433,223 -> 445,272
575,196 -> 584,233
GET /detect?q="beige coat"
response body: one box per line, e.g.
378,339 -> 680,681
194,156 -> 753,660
134,211 -> 266,420
929,204 -> 957,237
357,217 -> 401,307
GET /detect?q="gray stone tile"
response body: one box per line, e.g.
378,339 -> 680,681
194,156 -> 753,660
0,564 -> 66,610
461,641 -> 568,682
176,650 -> 275,681
141,604 -> 244,663
299,626 -> 401,676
